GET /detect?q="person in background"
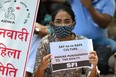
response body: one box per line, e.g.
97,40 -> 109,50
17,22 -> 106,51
33,5 -> 100,77
108,52 -> 116,75
68,0 -> 116,52
68,0 -> 116,74
25,0 -> 52,77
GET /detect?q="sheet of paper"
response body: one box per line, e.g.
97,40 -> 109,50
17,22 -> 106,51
50,39 -> 93,72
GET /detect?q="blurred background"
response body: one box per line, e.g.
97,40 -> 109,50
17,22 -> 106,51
108,0 -> 116,41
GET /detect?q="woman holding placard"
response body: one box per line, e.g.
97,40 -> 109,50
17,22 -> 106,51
33,4 -> 100,77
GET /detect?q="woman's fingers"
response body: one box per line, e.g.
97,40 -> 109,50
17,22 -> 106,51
89,51 -> 97,56
89,51 -> 98,65
40,54 -> 52,70
89,51 -> 98,59
43,54 -> 52,61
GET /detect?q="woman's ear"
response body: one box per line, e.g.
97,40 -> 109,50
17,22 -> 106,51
73,21 -> 76,26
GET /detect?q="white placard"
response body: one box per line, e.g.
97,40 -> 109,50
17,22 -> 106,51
0,0 -> 40,77
50,39 -> 93,72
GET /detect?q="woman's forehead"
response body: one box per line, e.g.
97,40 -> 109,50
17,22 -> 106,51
55,10 -> 72,19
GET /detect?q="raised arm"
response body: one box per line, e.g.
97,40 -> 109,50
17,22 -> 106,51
80,0 -> 115,28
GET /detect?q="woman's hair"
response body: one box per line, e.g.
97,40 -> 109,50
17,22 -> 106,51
51,4 -> 75,22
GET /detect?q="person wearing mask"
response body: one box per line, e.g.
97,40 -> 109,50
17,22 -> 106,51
26,1 -> 71,77
33,5 -> 100,77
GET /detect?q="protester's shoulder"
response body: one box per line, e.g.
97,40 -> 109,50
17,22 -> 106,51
39,34 -> 54,43
39,35 -> 49,43
100,0 -> 115,6
75,34 -> 88,40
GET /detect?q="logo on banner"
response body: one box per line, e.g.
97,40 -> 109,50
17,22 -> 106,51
0,0 -> 30,24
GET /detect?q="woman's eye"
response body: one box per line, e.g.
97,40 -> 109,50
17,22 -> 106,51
56,21 -> 61,24
66,21 -> 70,24
65,20 -> 71,24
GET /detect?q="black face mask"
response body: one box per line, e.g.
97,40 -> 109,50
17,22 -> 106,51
51,23 -> 75,38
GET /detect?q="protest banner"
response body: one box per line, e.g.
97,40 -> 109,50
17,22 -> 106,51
50,39 -> 93,72
0,0 -> 40,77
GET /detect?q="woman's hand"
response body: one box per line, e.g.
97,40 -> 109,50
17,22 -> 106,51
39,54 -> 52,71
89,51 -> 98,67
89,51 -> 99,77
35,22 -> 49,37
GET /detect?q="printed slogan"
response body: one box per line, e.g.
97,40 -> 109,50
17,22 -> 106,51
50,39 -> 93,72
0,0 -> 40,77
